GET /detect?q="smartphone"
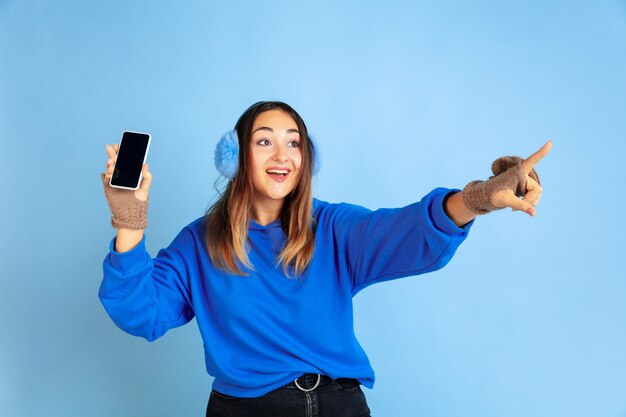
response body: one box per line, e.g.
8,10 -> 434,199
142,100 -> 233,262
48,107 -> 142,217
109,131 -> 151,190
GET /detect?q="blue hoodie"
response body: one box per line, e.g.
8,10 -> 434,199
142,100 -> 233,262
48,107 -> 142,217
100,188 -> 472,398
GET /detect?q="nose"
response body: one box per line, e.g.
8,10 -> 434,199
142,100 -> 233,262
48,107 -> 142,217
272,143 -> 288,162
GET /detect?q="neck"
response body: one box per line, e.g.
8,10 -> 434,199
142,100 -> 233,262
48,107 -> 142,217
252,199 -> 284,226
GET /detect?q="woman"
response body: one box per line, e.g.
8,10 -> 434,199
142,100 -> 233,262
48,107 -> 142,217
100,101 -> 551,417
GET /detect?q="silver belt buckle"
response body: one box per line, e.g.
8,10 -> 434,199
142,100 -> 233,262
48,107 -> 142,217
294,374 -> 321,392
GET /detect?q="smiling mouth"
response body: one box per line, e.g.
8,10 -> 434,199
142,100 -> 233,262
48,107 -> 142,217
266,169 -> 289,175
266,169 -> 291,182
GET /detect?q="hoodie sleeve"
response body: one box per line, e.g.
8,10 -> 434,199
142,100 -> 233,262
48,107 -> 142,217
326,188 -> 473,295
99,227 -> 198,341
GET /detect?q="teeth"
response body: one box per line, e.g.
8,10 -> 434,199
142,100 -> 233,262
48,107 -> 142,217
267,169 -> 288,175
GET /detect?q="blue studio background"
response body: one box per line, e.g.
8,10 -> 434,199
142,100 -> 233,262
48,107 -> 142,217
1,1 -> 625,416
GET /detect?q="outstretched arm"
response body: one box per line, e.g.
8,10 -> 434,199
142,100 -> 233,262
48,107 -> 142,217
444,141 -> 553,227
444,191 -> 477,227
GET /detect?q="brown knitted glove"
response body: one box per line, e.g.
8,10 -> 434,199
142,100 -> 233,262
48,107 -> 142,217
491,156 -> 540,192
462,156 -> 540,215
101,173 -> 148,229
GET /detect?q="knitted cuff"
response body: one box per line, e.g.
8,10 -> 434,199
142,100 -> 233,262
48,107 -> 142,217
462,156 -> 529,215
101,174 -> 148,230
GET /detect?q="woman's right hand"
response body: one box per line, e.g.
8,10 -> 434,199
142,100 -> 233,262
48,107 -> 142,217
104,143 -> 153,201
102,143 -> 152,232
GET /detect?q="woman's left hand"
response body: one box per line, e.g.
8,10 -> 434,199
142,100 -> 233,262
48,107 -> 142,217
492,141 -> 553,216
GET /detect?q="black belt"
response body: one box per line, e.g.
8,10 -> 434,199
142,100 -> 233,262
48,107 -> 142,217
283,373 -> 334,392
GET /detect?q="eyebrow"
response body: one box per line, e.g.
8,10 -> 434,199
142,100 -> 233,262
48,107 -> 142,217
252,126 -> 300,134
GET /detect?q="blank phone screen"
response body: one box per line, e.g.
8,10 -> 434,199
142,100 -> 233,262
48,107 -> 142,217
111,132 -> 150,188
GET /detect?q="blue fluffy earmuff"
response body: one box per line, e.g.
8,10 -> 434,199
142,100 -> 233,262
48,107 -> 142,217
215,130 -> 322,179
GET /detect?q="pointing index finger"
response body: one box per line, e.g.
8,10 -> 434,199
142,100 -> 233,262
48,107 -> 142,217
523,140 -> 553,174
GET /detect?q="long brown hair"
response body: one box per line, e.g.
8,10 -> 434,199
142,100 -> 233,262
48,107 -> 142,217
204,101 -> 316,276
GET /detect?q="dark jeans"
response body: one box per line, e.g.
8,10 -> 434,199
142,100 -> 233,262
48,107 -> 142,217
206,378 -> 371,417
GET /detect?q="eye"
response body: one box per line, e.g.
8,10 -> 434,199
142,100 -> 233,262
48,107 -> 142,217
288,140 -> 300,148
256,139 -> 271,146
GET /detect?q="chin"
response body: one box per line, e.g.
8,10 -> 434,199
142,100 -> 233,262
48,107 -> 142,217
268,191 -> 292,201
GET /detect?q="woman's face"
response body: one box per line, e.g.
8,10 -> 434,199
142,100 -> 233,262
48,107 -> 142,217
249,109 -> 303,209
